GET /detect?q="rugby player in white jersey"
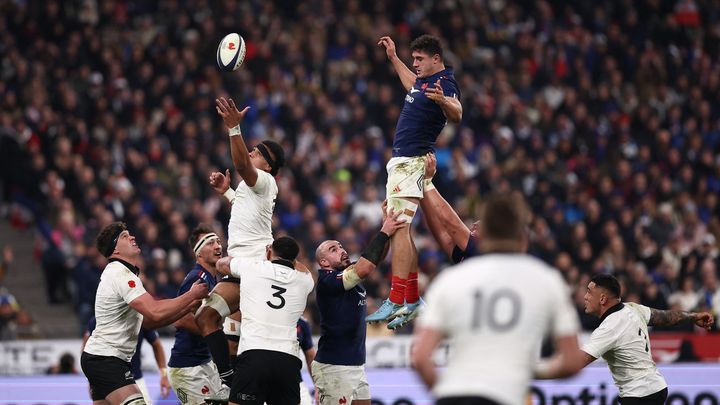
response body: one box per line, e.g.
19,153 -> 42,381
216,236 -> 315,405
81,222 -> 208,405
580,274 -> 714,405
412,193 -> 586,405
195,96 -> 286,388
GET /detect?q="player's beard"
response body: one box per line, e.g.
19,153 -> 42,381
336,260 -> 351,271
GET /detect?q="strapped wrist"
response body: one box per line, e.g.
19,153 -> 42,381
228,125 -> 242,137
424,178 -> 435,191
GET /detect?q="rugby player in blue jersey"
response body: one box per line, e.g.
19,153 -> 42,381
387,153 -> 479,329
167,224 -> 227,405
312,210 -> 406,405
368,35 -> 463,326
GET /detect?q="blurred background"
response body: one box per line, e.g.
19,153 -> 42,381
1,0 -> 719,393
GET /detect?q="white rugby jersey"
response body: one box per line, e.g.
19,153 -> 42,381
227,170 -> 277,256
84,260 -> 147,362
583,302 -> 667,397
229,257 -> 314,357
418,254 -> 579,405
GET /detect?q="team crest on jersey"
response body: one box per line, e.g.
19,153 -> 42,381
339,397 -> 347,404
128,280 -> 136,288
421,83 -> 428,90
201,385 -> 209,394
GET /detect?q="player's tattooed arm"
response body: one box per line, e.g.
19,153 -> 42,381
649,309 -> 715,329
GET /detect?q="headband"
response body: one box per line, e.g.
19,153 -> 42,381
103,228 -> 125,258
255,143 -> 278,175
194,233 -> 219,255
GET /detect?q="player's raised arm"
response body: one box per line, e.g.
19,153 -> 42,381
420,153 -> 471,258
131,280 -> 208,328
379,36 -> 416,91
216,97 -> 259,186
347,209 -> 406,284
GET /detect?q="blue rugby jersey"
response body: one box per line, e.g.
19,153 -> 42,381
314,267 -> 367,366
168,264 -> 219,368
392,68 -> 460,157
86,317 -> 158,379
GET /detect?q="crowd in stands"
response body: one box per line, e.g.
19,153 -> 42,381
1,0 -> 720,339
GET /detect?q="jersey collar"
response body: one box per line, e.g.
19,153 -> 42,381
272,259 -> 295,269
109,258 -> 140,276
420,67 -> 453,83
599,302 -> 624,323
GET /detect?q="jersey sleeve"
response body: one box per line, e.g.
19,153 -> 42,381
110,267 -> 147,304
297,318 -> 314,351
317,270 -> 345,296
142,327 -> 159,344
416,273 -> 450,333
249,170 -> 272,195
627,302 -> 652,325
547,272 -> 580,337
582,321 -> 618,359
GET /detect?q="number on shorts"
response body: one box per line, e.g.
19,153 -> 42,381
267,284 -> 287,309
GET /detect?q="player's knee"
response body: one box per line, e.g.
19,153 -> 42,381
387,197 -> 419,224
120,393 -> 146,405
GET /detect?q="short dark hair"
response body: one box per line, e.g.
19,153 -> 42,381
479,193 -> 528,242
189,223 -> 217,250
272,236 -> 299,261
96,222 -> 127,258
261,140 -> 285,176
410,34 -> 443,60
591,274 -> 621,298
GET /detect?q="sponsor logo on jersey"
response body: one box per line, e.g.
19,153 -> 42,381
405,94 -> 415,103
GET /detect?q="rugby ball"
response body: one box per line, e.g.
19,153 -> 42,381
217,33 -> 246,72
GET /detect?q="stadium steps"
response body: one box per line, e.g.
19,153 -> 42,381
0,220 -> 78,338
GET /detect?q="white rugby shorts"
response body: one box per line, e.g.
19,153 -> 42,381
227,242 -> 269,259
311,361 -> 370,404
386,156 -> 426,200
169,361 -> 224,405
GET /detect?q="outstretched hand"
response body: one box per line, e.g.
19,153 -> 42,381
425,80 -> 445,105
188,279 -> 209,300
694,312 -> 715,330
424,153 -> 437,179
380,208 -> 408,236
209,169 -> 231,194
215,97 -> 250,129
378,36 -> 397,59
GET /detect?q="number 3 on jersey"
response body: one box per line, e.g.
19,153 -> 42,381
267,284 -> 287,309
471,288 -> 522,331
